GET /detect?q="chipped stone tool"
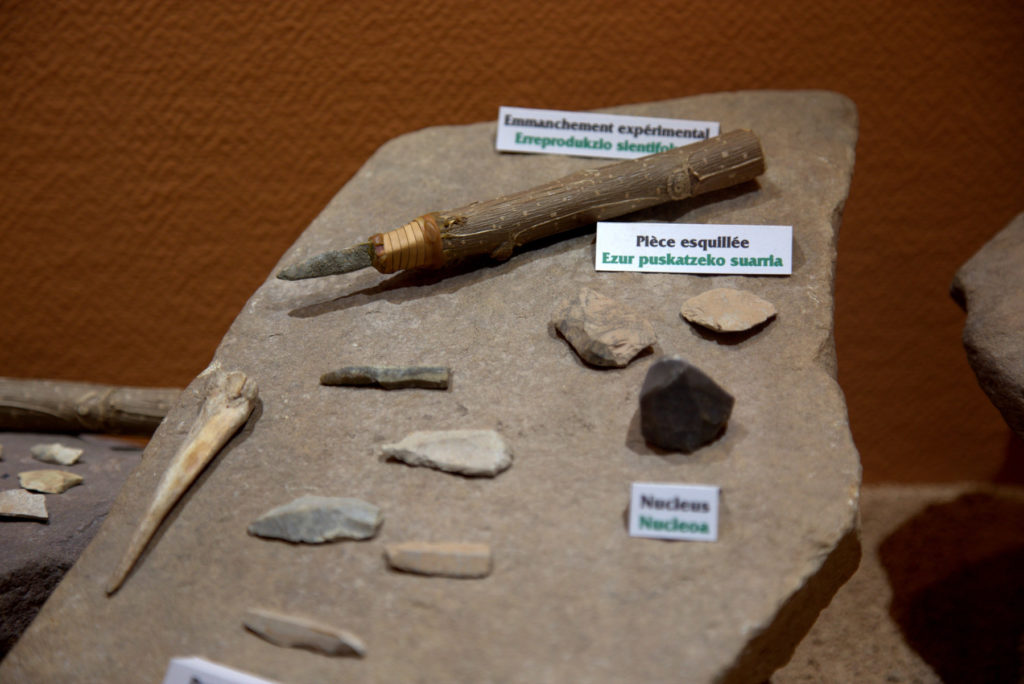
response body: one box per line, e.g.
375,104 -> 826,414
106,364 -> 258,595
320,365 -> 450,389
278,129 -> 764,280
243,608 -> 365,657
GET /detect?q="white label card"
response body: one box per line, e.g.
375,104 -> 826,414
163,657 -> 279,684
596,222 -> 793,275
629,482 -> 720,542
496,106 -> 720,159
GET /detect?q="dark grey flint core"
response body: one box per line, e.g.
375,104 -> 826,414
640,356 -> 735,453
320,365 -> 450,390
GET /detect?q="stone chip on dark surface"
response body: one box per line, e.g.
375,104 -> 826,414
30,443 -> 83,466
640,356 -> 735,452
18,469 -> 83,494
0,489 -> 48,521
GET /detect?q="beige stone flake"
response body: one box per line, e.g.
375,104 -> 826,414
243,608 -> 365,657
382,429 -> 512,477
680,287 -> 777,333
0,488 -> 48,521
19,469 -> 83,494
30,442 -> 83,466
385,541 -> 493,578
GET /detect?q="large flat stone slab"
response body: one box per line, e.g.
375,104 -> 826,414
951,211 -> 1024,439
2,91 -> 860,683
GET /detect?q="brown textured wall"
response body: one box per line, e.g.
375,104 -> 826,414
2,1 -> 1022,483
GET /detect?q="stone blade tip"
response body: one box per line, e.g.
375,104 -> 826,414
277,244 -> 374,280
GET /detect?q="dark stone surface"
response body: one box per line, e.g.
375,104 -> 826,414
0,432 -> 142,657
640,355 -> 735,452
951,211 -> 1024,439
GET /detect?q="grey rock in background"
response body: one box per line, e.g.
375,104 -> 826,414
951,210 -> 1024,439
2,91 -> 860,684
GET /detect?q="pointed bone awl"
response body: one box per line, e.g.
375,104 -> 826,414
106,364 -> 258,595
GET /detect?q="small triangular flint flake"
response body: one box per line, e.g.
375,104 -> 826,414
640,356 -> 734,453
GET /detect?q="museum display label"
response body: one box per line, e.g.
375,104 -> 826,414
162,656 -> 277,684
596,222 -> 792,275
496,106 -> 719,159
629,482 -> 720,541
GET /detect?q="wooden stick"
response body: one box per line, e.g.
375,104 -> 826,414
427,128 -> 764,269
0,377 -> 181,435
278,129 -> 765,279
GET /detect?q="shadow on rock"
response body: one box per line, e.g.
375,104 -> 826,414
878,491 -> 1024,683
993,431 -> 1024,485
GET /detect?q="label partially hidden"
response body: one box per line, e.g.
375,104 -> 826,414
163,657 -> 279,684
596,222 -> 792,275
496,106 -> 719,159
629,482 -> 719,542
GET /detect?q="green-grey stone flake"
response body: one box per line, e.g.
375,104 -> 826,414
247,495 -> 382,543
276,243 -> 374,280
320,365 -> 450,390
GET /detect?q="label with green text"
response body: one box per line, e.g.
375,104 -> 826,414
596,222 -> 792,275
629,482 -> 719,542
496,106 -> 719,159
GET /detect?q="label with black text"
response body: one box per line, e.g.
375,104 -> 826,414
596,222 -> 792,275
496,106 -> 719,159
629,482 -> 719,541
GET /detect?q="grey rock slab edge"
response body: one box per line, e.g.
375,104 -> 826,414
951,210 -> 1024,440
1,91 -> 861,684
